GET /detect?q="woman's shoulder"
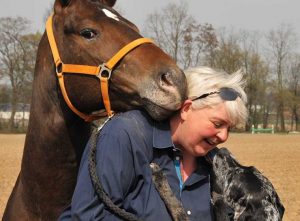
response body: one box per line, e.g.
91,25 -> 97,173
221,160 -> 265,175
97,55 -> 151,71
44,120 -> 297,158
96,110 -> 154,159
101,110 -> 154,135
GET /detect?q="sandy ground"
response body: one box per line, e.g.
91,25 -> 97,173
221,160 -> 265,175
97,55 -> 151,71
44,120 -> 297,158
0,134 -> 24,219
1,133 -> 300,220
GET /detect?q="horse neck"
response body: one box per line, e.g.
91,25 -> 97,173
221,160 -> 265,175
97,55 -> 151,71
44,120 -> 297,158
24,32 -> 91,160
19,33 -> 91,214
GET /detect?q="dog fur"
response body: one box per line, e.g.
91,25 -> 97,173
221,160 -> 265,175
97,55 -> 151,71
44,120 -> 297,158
209,147 -> 285,221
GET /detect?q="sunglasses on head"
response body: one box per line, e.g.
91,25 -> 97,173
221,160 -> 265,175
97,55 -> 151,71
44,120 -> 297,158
191,87 -> 241,101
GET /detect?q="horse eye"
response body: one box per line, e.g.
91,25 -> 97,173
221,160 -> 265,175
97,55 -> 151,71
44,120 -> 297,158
80,29 -> 97,40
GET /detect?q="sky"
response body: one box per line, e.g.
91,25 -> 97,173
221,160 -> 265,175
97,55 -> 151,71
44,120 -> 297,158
0,0 -> 300,37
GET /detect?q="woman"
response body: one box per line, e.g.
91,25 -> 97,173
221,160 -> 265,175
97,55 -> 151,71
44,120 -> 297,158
59,66 -> 248,221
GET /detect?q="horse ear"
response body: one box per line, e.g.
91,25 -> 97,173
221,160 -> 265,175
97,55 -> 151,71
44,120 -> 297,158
100,0 -> 117,7
55,0 -> 71,7
54,0 -> 71,14
60,0 -> 71,7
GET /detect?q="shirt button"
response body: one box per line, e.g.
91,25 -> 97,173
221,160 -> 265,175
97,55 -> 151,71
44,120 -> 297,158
187,210 -> 192,215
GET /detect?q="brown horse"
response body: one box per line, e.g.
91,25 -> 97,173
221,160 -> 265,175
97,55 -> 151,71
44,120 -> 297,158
3,0 -> 186,220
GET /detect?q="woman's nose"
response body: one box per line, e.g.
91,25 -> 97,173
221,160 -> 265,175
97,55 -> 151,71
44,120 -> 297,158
216,128 -> 229,143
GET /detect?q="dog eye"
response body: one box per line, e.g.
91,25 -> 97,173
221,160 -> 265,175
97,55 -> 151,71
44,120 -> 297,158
80,29 -> 97,40
238,197 -> 246,206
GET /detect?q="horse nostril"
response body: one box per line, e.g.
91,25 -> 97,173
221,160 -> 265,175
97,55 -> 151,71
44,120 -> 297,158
160,72 -> 173,87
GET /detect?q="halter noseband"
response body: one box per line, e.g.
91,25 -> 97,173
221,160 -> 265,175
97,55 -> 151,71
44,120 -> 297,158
46,14 -> 154,121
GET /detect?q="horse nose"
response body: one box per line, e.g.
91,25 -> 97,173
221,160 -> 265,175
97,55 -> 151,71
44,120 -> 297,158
159,68 -> 187,106
160,72 -> 173,87
160,70 -> 186,91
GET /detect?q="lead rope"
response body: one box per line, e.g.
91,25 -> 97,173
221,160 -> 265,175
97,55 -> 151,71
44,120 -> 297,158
88,116 -> 142,221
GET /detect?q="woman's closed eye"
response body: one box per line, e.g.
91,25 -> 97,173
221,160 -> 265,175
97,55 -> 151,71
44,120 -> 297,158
213,121 -> 223,128
212,121 -> 231,130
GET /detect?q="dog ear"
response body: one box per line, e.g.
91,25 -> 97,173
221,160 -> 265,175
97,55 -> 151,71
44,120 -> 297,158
276,198 -> 285,218
212,199 -> 234,221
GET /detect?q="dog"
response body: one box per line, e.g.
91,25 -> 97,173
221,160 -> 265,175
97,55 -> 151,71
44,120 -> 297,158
209,147 -> 285,221
150,147 -> 285,221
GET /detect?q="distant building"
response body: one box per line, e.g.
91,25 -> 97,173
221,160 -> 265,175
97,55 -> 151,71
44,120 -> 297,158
0,103 -> 30,128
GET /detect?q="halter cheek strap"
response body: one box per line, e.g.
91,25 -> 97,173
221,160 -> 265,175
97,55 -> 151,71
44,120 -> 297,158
46,14 -> 154,121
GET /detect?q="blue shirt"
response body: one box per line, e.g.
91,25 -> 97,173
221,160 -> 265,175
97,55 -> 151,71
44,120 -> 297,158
59,110 -> 212,221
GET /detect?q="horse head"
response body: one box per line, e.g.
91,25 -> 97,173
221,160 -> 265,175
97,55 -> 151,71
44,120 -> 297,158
50,0 -> 187,121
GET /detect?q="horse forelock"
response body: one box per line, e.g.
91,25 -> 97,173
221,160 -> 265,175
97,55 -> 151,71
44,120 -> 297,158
97,4 -> 140,32
101,8 -> 119,21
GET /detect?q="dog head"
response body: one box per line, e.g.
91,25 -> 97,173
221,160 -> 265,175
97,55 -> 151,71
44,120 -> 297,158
210,147 -> 285,221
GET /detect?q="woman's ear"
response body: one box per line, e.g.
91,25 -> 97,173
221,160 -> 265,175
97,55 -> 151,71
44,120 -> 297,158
180,100 -> 193,120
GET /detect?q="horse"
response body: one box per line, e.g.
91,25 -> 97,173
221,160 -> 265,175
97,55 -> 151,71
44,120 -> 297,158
3,0 -> 187,220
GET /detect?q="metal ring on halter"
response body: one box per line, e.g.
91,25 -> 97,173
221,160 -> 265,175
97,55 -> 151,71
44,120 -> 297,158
56,62 -> 63,75
97,63 -> 112,80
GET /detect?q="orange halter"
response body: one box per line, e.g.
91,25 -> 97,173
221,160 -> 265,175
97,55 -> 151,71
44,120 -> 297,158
46,14 -> 154,121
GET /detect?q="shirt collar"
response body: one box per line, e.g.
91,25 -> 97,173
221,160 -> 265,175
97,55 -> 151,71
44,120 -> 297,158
184,162 -> 210,186
153,120 -> 174,149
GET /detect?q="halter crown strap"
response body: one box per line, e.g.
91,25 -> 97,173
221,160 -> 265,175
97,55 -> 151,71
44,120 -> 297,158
46,14 -> 154,121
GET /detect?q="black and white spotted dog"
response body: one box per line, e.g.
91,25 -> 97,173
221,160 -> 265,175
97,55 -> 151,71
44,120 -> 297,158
209,147 -> 285,221
150,147 -> 284,221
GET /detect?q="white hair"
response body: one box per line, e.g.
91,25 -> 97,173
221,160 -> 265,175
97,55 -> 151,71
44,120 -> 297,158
184,66 -> 248,127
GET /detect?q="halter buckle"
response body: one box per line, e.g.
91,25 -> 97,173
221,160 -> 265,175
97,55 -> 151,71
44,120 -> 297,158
56,61 -> 63,75
97,63 -> 112,80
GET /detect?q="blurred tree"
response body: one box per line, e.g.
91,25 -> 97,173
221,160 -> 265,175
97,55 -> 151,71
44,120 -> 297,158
245,53 -> 270,130
0,17 -> 41,131
266,24 -> 298,132
237,30 -> 271,130
287,54 -> 300,131
200,23 -> 219,67
0,84 -> 11,103
212,28 -> 243,74
144,1 -> 217,69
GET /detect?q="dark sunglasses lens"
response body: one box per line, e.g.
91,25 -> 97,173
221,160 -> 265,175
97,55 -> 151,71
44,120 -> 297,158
219,88 -> 239,101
